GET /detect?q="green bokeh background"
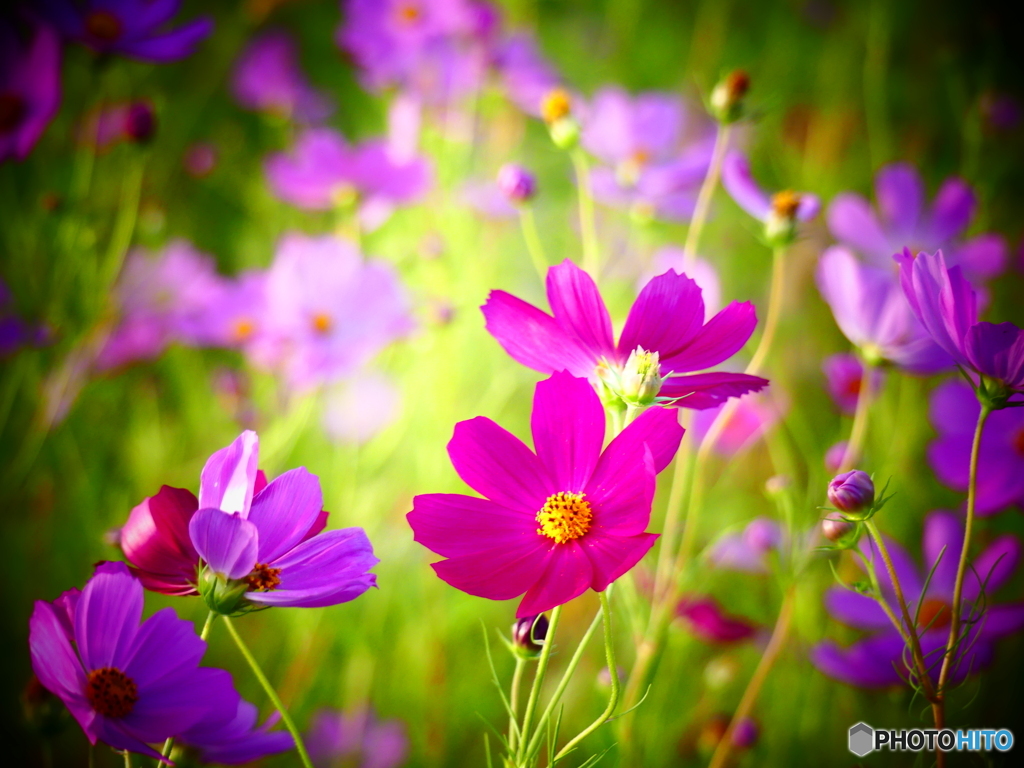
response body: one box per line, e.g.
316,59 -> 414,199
3,0 -> 1024,765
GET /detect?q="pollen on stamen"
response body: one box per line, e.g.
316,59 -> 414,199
770,190 -> 801,219
85,667 -> 138,718
536,492 -> 593,544
244,563 -> 282,592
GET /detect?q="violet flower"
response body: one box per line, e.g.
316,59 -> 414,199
690,392 -> 784,455
676,597 -> 757,643
816,246 -> 951,373
822,352 -> 882,415
257,233 -> 413,392
496,163 -> 536,204
898,249 -> 1024,400
721,152 -> 819,243
265,128 -> 432,231
191,270 -> 267,350
408,371 -> 684,617
177,698 -> 294,764
812,511 -> 1024,688
28,562 -> 237,760
493,33 -> 560,117
39,0 -> 213,63
928,380 -> 1024,515
827,470 -> 874,514
482,259 -> 768,410
0,17 -> 61,163
707,518 -> 783,573
828,163 -> 1006,282
231,30 -> 334,123
306,708 -> 409,768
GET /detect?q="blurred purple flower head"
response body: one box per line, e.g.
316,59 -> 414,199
28,561 -> 238,760
96,240 -> 223,370
708,517 -> 783,573
827,163 -> 1006,282
258,233 -> 414,392
816,246 -> 951,373
322,371 -> 401,445
306,707 -> 409,768
0,18 -> 61,163
496,163 -> 536,204
177,698 -> 294,764
980,92 -> 1022,132
898,249 -> 1024,398
192,270 -> 268,351
827,470 -> 874,514
493,33 -> 560,116
812,511 -> 1024,688
691,392 -> 784,455
821,353 -> 882,415
731,717 -> 759,749
638,247 -> 721,321
265,128 -> 432,231
39,0 -> 213,63
928,380 -> 1024,515
676,597 -> 757,643
184,141 -> 217,177
824,441 -> 847,473
722,152 -> 819,243
231,29 -> 334,123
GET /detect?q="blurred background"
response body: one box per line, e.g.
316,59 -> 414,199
3,0 -> 1024,765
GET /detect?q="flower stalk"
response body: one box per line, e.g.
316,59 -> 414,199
570,148 -> 600,277
681,123 -> 732,261
518,206 -> 548,282
514,605 -> 562,764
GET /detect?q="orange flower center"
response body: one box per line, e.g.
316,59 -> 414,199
85,667 -> 138,718
311,312 -> 333,334
770,190 -> 801,219
85,11 -> 124,42
395,3 -> 421,24
536,492 -> 592,544
244,563 -> 282,592
231,317 -> 255,342
0,93 -> 27,134
1014,427 -> 1024,457
917,598 -> 951,630
541,89 -> 572,125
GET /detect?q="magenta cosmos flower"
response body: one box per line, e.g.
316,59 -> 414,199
121,430 -> 378,608
822,352 -> 883,415
928,380 -> 1024,515
828,163 -> 1006,282
231,29 -> 334,123
482,259 -> 767,410
0,17 -> 61,163
265,128 -> 432,231
812,511 -> 1024,688
306,708 -> 409,768
899,249 -> 1024,398
691,392 -> 784,456
408,372 -> 683,617
722,152 -> 819,242
28,562 -> 237,760
39,0 -> 212,63
676,597 -> 756,644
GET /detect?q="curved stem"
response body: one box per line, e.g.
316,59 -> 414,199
515,605 -> 561,763
838,361 -> 875,472
681,123 -> 732,261
222,616 -> 315,768
508,658 -> 526,754
570,149 -> 600,278
707,587 -> 795,768
744,245 -> 786,377
519,206 -> 548,282
553,590 -> 619,761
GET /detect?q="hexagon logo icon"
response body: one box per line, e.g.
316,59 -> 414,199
849,722 -> 874,757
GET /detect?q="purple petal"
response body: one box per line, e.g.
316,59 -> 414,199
188,509 -> 259,579
601,405 -> 683,475
928,177 -> 974,241
824,586 -> 892,630
517,542 -> 594,617
123,667 -> 235,743
721,152 -> 771,220
122,607 -> 206,690
658,371 -> 769,410
617,269 -> 705,361
584,533 -> 658,591
796,193 -> 820,221
75,561 -> 142,672
977,603 -> 1024,637
447,417 -> 551,515
875,163 -> 923,238
964,322 -> 1024,389
199,431 -> 259,516
546,260 -> 616,362
661,301 -> 757,372
29,601 -> 94,738
827,193 -> 889,258
811,633 -> 908,688
247,468 -> 324,564
116,18 -> 214,63
531,372 -> 604,493
952,234 -> 1007,280
91,718 -> 164,760
922,510 -> 964,597
861,534 -> 923,607
432,538 -> 550,604
408,494 -> 536,559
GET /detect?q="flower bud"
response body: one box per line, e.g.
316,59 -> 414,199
827,470 -> 875,516
511,614 -> 548,657
732,718 -> 759,749
620,347 -> 663,407
496,164 -> 536,204
710,70 -> 750,124
764,190 -> 801,245
124,101 -> 156,143
540,88 -> 580,149
197,566 -> 249,616
821,511 -> 855,543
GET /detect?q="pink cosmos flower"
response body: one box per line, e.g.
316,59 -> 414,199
676,597 -> 757,643
821,352 -> 883,415
691,392 -> 784,455
482,260 -> 768,410
407,372 -> 684,617
231,30 -> 334,123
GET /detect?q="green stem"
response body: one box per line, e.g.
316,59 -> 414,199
515,606 -> 561,763
744,245 -> 786,377
223,616 -> 315,768
519,206 -> 548,282
124,750 -> 132,768
553,590 -> 619,761
681,123 -> 732,261
508,657 -> 526,754
570,149 -> 600,278
838,361 -> 875,472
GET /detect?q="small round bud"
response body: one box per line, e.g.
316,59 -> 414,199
732,718 -> 759,749
124,101 -> 156,143
821,511 -> 855,543
710,70 -> 750,123
197,567 -> 249,616
496,164 -> 536,204
827,470 -> 875,516
511,614 -> 548,656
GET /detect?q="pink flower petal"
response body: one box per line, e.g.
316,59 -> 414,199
546,260 -> 616,361
432,539 -> 550,603
247,467 -> 324,563
409,494 -> 536,559
662,301 -> 757,373
531,372 -> 604,493
618,269 -> 705,361
659,371 -> 769,410
583,533 -> 658,591
517,542 -> 594,617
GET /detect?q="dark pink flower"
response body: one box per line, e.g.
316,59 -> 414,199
0,17 -> 61,163
821,353 -> 882,415
482,260 -> 767,410
676,597 -> 757,643
407,372 -> 683,617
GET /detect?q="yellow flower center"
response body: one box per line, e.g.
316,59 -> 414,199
311,312 -> 333,334
85,667 -> 138,718
770,189 -> 801,219
541,89 -> 572,125
244,563 -> 282,592
231,317 -> 255,342
536,492 -> 593,544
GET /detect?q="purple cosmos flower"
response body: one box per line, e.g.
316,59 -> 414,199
496,163 -> 536,204
928,380 -> 1024,516
256,233 -> 413,392
821,352 -> 882,415
493,33 -> 560,116
39,0 -> 212,63
191,270 -> 267,351
95,240 -> 224,371
322,372 -> 401,445
816,246 -> 951,373
812,511 -> 1024,688
306,707 -> 409,768
691,392 -> 784,456
707,518 -> 783,573
231,30 -> 334,123
638,247 -> 720,321
28,561 -> 237,760
721,152 -> 819,242
899,249 -> 1024,397
265,128 -> 432,231
122,430 -> 379,609
0,17 -> 61,163
827,470 -> 874,514
177,698 -> 294,764
676,597 -> 757,643
828,163 -> 1006,282
408,372 -> 684,617
482,259 -> 767,410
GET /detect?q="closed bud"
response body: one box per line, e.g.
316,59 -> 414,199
620,347 -> 663,407
496,164 -> 536,204
732,718 -> 759,749
764,190 -> 802,245
511,614 -> 548,658
710,70 -> 750,124
821,511 -> 856,544
197,566 -> 249,616
124,101 -> 156,143
827,469 -> 875,517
